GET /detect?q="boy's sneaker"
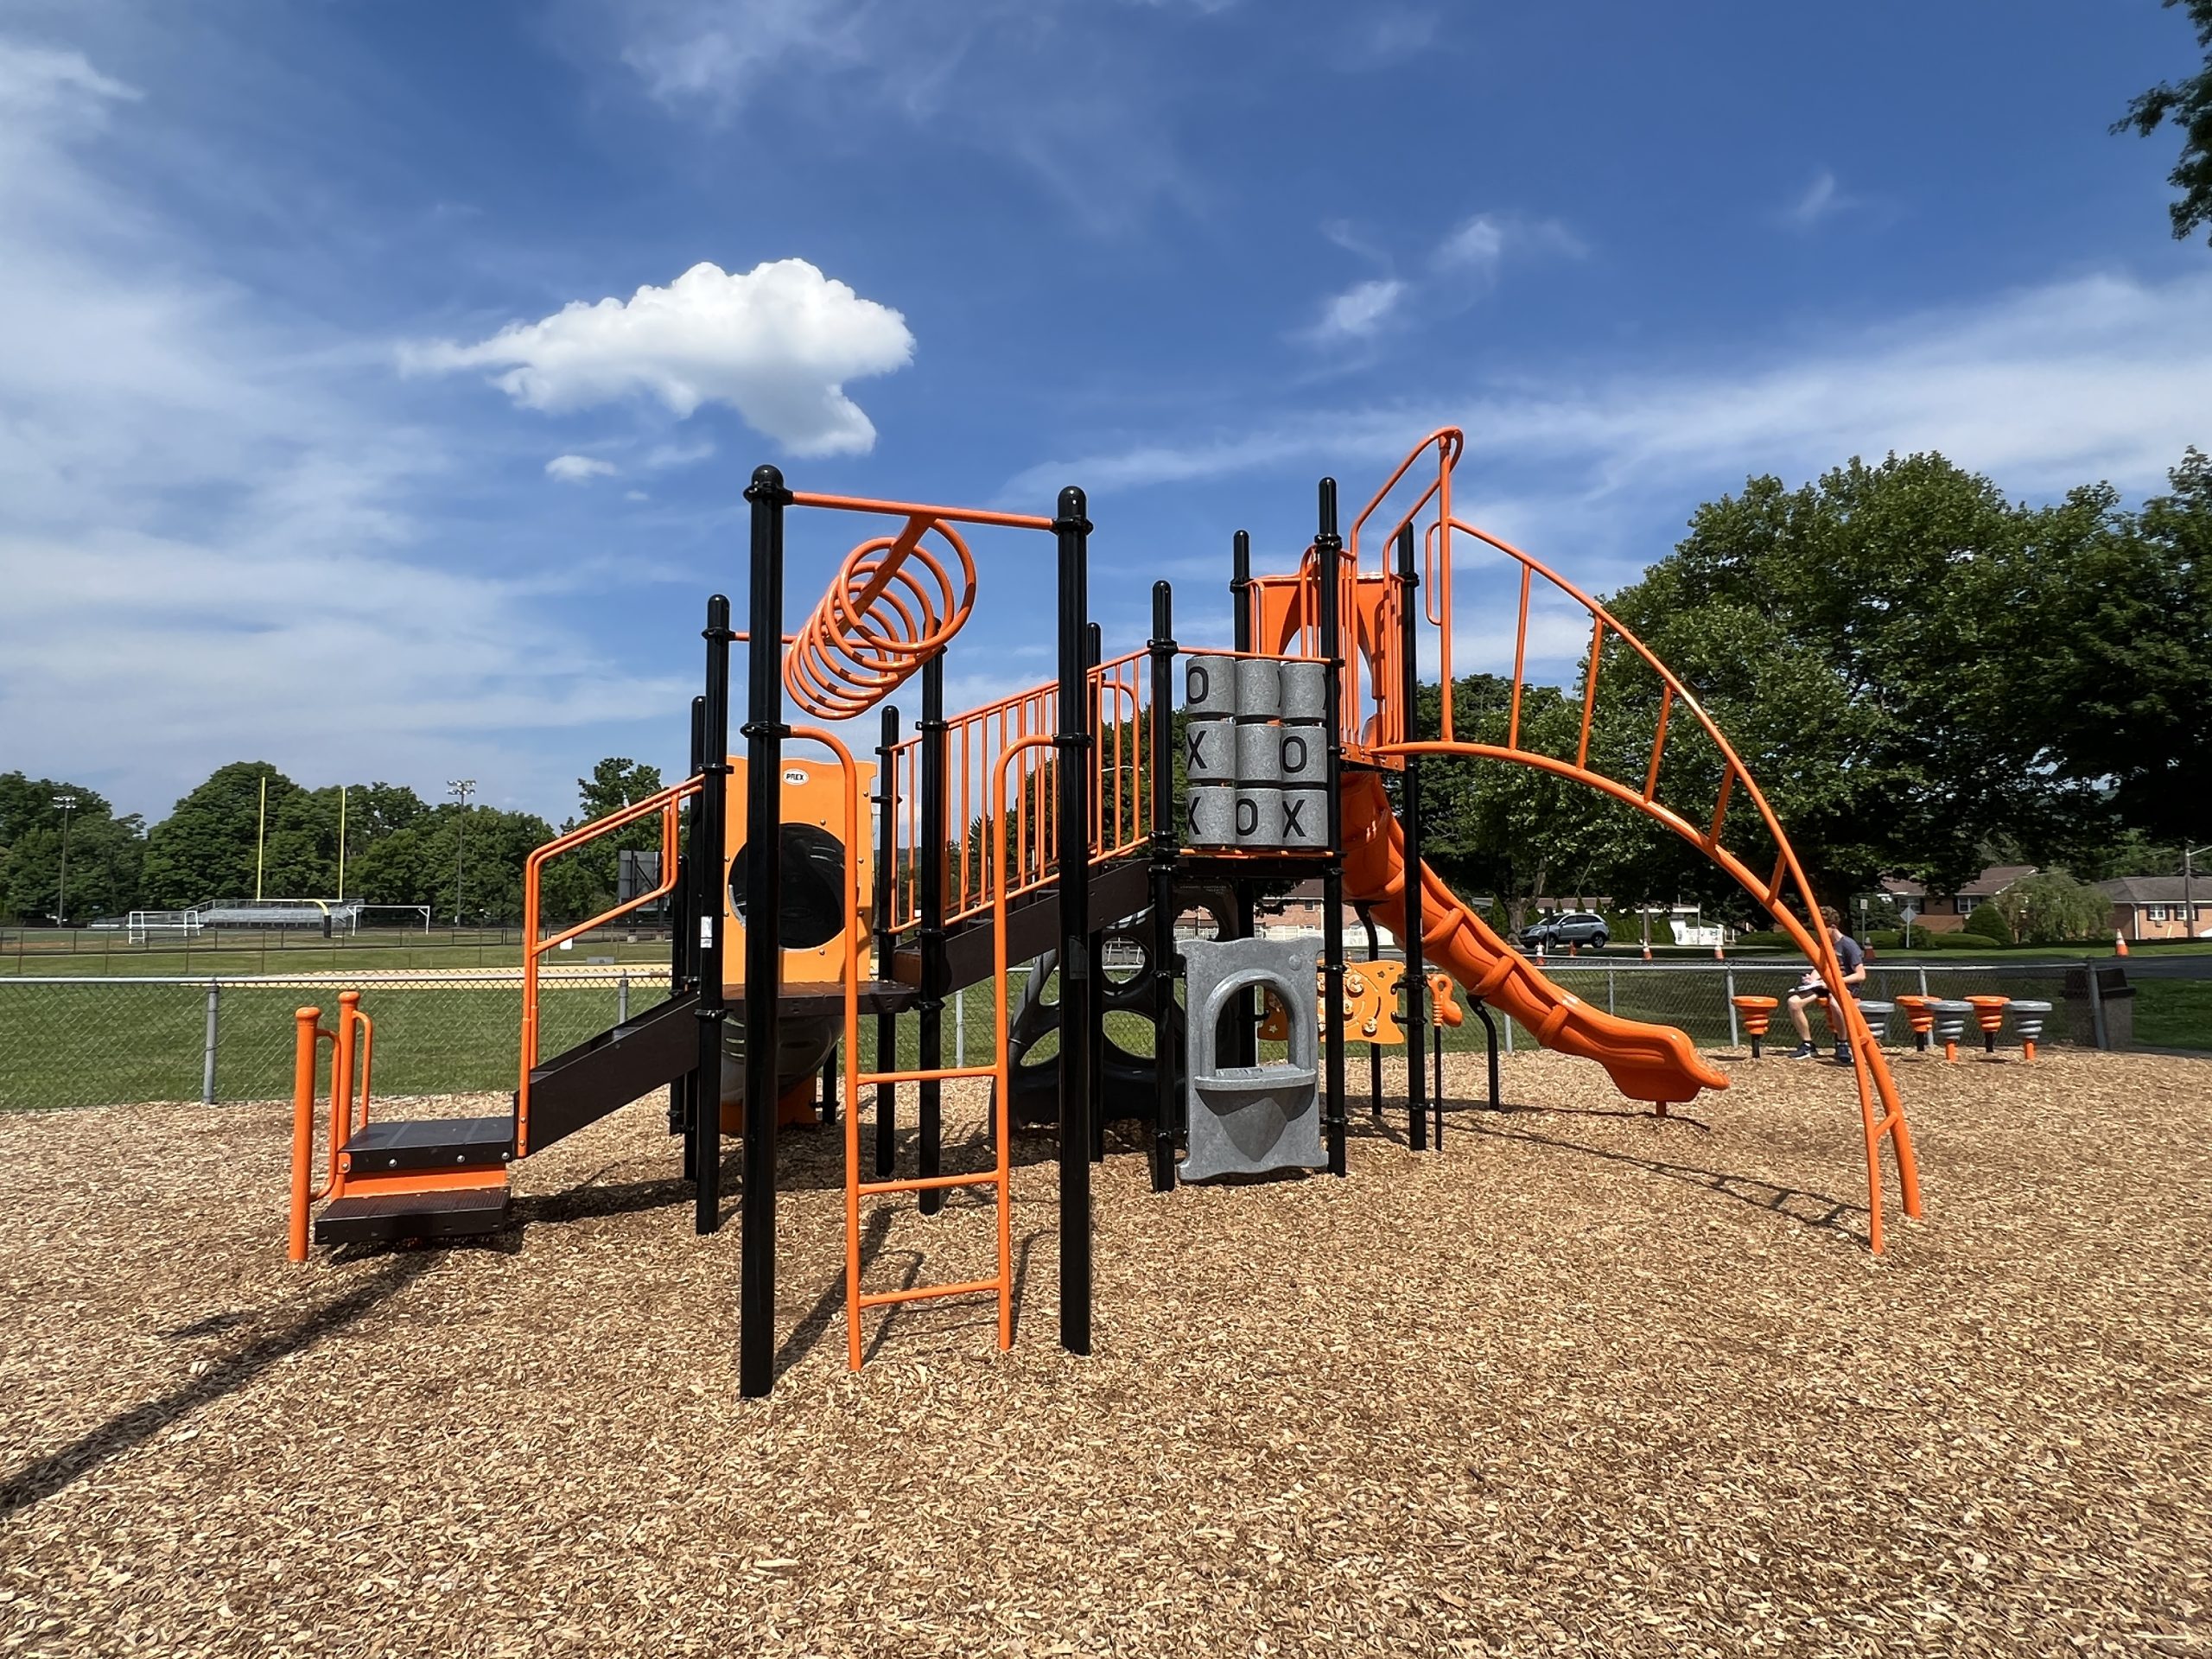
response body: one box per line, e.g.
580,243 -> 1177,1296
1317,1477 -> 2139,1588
1788,1042 -> 1817,1059
1833,1044 -> 1851,1064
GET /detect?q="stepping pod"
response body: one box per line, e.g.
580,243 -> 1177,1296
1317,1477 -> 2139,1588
2010,1000 -> 2051,1060
1965,995 -> 2011,1056
1732,995 -> 1778,1058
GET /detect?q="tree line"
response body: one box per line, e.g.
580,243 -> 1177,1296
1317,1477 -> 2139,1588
0,758 -> 668,927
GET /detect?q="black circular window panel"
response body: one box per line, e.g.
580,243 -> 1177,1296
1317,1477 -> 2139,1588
728,824 -> 849,951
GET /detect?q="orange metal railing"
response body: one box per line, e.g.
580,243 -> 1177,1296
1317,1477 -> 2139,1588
880,652 -> 1157,935
287,989 -> 373,1262
517,779 -> 700,1155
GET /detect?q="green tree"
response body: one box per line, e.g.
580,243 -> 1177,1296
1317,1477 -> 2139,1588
1961,902 -> 2013,944
1407,675 -> 1666,934
140,763 -> 305,906
0,774 -> 145,921
2023,451 -> 2212,847
1996,872 -> 2112,944
353,804 -> 557,925
1601,454 -> 2105,906
2113,0 -> 2212,244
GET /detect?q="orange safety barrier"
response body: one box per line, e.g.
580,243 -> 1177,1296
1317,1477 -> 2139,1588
837,727 -> 1033,1370
1732,995 -> 1779,1058
517,779 -> 698,1156
1966,995 -> 2011,1056
286,990 -> 373,1262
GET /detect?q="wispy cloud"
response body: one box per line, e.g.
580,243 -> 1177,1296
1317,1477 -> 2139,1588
546,453 -> 618,482
1300,277 -> 1408,345
597,0 -> 1207,232
0,34 -> 688,816
1352,8 -> 1439,66
1012,269 -> 2212,510
1783,168 -> 1853,231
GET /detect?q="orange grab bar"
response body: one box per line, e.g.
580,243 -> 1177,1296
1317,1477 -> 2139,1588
518,778 -> 699,1155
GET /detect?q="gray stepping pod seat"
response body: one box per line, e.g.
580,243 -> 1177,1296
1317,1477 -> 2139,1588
1181,936 -> 1323,1182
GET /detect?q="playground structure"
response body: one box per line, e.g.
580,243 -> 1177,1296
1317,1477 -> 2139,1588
286,429 -> 1923,1398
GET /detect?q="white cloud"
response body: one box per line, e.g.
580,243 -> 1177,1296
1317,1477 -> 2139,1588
1785,168 -> 1851,230
1354,8 -> 1439,64
406,258 -> 914,457
1301,277 -> 1408,345
546,453 -> 618,482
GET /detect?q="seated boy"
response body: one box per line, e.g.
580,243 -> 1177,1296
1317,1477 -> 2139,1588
1787,905 -> 1867,1061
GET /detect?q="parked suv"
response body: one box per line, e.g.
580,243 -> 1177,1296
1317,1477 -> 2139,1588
1519,911 -> 1610,951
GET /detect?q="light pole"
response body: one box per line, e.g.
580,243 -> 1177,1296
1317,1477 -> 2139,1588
448,779 -> 476,927
51,793 -> 78,925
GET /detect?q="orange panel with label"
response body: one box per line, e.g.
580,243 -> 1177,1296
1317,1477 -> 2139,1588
721,754 -> 876,991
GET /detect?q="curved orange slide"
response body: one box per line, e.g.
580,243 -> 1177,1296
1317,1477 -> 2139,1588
1338,770 -> 1729,1106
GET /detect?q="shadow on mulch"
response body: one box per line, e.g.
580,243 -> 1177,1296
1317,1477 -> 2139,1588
1452,1109 -> 1865,1240
0,1251 -> 440,1520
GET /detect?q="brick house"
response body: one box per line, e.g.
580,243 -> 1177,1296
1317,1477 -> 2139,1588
1878,865 -> 2036,933
2098,876 -> 2212,942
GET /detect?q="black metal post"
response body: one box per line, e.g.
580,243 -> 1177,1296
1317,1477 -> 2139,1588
738,464 -> 790,1401
873,704 -> 900,1179
693,608 -> 734,1229
1229,529 -> 1257,1076
1316,480 -> 1349,1179
1231,530 -> 1253,653
1396,524 -> 1430,1153
918,653 -> 947,1215
1472,999 -> 1503,1111
1358,907 -> 1383,1116
674,695 -> 708,1172
1055,486 -> 1095,1357
820,1049 -> 838,1125
1147,581 -> 1179,1192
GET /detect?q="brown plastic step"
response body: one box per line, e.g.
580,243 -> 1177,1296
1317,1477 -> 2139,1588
313,1185 -> 511,1246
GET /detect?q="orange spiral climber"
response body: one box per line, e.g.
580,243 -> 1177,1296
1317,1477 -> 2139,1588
784,513 -> 978,720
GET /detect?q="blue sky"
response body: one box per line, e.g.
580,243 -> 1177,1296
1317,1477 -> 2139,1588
3,0 -> 2207,825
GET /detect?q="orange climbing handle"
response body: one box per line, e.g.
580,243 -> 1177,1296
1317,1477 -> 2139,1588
286,990 -> 374,1262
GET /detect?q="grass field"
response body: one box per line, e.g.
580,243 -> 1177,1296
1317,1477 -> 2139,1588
2134,979 -> 2212,1049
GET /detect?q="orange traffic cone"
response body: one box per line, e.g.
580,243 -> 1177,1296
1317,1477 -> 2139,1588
1713,939 -> 1725,962
2115,930 -> 2129,957
1641,943 -> 1652,961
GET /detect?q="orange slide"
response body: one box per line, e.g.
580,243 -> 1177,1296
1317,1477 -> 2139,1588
1339,771 -> 1729,1106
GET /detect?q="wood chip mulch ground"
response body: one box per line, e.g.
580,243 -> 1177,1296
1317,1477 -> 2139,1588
3,1047 -> 2209,1657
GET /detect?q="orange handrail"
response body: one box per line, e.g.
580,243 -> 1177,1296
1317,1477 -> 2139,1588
518,779 -> 699,1155
286,990 -> 374,1262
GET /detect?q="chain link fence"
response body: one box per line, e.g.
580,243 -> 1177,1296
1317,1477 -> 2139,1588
0,957 -> 2134,1113
0,972 -> 671,1110
1431,958 -> 2108,1055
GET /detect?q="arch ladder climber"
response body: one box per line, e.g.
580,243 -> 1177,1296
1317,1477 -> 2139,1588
1340,429 -> 1922,1255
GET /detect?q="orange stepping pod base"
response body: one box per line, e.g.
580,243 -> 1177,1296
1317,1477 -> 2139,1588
1894,995 -> 1938,1053
1965,995 -> 2012,1057
1731,995 -> 1780,1058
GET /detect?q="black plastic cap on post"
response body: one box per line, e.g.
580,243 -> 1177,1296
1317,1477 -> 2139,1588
747,463 -> 790,502
1318,478 -> 1338,538
1057,486 -> 1090,531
